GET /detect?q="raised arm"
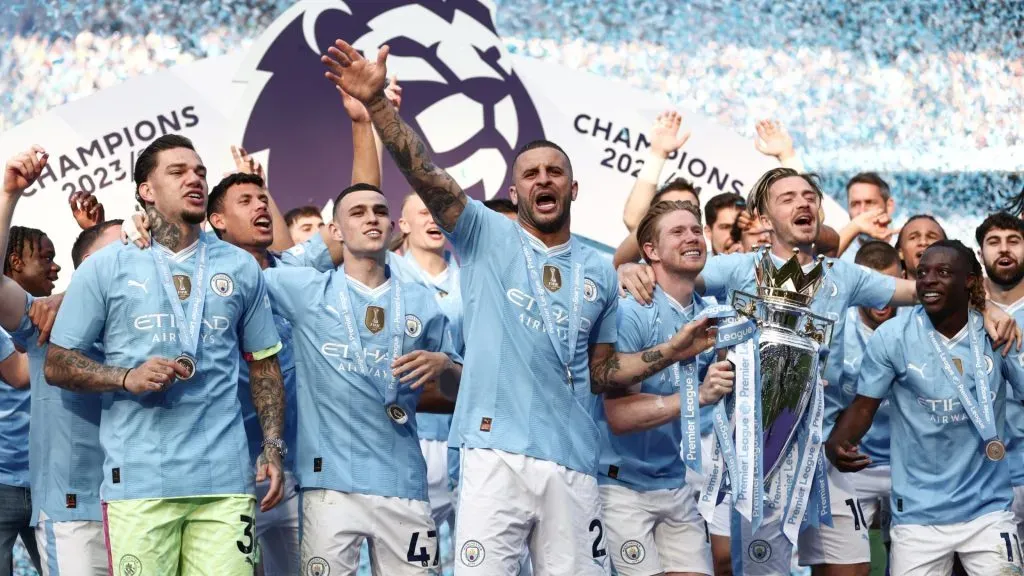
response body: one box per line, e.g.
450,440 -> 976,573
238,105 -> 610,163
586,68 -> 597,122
622,111 -> 691,233
590,316 -> 715,394
0,147 -> 48,331
322,40 -> 466,232
754,119 -> 803,172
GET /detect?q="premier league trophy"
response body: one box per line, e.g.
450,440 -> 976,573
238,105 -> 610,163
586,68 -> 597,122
732,247 -> 836,486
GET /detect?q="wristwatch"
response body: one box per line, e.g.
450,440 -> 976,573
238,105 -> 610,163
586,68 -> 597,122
261,438 -> 288,458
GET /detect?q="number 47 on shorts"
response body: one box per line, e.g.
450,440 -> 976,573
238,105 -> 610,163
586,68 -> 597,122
407,530 -> 440,567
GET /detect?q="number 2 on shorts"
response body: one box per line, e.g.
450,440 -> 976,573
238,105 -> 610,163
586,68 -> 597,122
589,519 -> 607,558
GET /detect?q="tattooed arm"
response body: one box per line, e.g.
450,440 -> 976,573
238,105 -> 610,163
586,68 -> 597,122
248,355 -> 285,445
249,355 -> 286,511
45,345 -> 186,394
589,316 -> 716,394
322,41 -> 466,232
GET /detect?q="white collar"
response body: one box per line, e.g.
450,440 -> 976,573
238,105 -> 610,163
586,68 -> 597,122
154,238 -> 199,263
345,275 -> 392,299
990,295 -> 1024,316
521,226 -> 571,257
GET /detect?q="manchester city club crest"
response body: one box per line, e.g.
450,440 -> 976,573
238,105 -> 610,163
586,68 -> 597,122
543,264 -> 562,292
748,539 -> 772,563
365,306 -> 385,334
583,278 -> 598,302
172,274 -> 191,300
620,540 -> 645,565
210,273 -> 234,297
460,540 -> 485,567
405,314 -> 423,338
306,557 -> 330,576
119,554 -> 143,576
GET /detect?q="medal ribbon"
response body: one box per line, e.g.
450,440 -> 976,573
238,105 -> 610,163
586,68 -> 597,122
925,312 -> 995,443
330,268 -> 405,410
151,236 -> 208,360
516,228 -> 583,388
654,288 -> 704,475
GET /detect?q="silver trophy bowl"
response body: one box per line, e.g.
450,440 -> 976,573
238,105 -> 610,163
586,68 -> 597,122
730,248 -> 836,486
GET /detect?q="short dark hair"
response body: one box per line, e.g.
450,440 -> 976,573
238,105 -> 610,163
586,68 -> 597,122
975,211 -> 1024,247
652,178 -> 698,204
71,219 -> 123,268
483,198 -> 517,214
896,214 -> 946,250
208,172 -> 265,219
925,239 -> 986,311
854,240 -> 900,272
284,205 -> 323,227
4,226 -> 46,276
750,168 -> 824,215
333,183 -> 385,213
512,140 -> 573,177
704,193 -> 746,227
133,134 -> 197,206
846,172 -> 891,202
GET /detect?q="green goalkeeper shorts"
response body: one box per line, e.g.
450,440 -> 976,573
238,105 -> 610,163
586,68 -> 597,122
104,494 -> 258,575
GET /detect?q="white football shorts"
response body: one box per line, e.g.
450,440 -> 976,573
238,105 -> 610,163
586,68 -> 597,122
34,511 -> 106,576
797,460 -> 872,566
255,471 -> 300,575
890,510 -> 1023,575
599,483 -> 712,575
301,489 -> 439,575
454,448 -> 610,575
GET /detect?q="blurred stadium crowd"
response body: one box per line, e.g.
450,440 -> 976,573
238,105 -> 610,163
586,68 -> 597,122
0,1 -> 1021,574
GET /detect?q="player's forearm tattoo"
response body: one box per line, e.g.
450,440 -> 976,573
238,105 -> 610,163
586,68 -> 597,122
367,93 -> 466,232
44,344 -> 126,393
249,356 -> 285,442
146,205 -> 184,251
591,348 -> 675,394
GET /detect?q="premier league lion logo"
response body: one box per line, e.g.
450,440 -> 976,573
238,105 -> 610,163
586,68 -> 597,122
238,0 -> 545,212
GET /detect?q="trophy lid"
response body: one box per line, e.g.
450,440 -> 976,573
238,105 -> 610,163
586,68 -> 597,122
754,247 -> 832,307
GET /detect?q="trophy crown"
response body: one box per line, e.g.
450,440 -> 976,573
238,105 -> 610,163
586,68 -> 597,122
754,247 -> 832,306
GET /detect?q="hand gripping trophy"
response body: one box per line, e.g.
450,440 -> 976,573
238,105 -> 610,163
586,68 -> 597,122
697,246 -> 836,544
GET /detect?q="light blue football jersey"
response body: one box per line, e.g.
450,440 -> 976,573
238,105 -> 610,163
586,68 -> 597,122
49,239 -> 281,501
234,252 -> 298,473
857,307 -> 1024,525
263,267 -> 458,501
0,327 -> 29,488
596,290 -> 715,491
989,298 -> 1024,487
279,232 -> 335,271
10,296 -> 105,523
390,252 -> 463,443
442,198 -> 618,476
700,251 -> 896,435
842,308 -> 891,467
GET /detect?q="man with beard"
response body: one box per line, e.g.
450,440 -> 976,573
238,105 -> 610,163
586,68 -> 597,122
694,168 -> 1016,576
841,241 -> 903,563
835,173 -> 898,262
976,212 -> 1024,543
321,40 -> 717,574
828,240 -> 1024,575
897,215 -> 946,281
42,134 -> 287,574
598,200 -> 735,576
704,193 -> 746,256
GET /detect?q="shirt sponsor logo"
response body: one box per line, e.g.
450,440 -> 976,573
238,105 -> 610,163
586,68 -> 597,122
133,314 -> 230,344
506,287 -> 593,336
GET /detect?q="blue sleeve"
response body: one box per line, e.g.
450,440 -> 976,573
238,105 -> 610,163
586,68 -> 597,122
443,197 -> 512,266
279,233 -> 334,272
435,315 -> 462,366
8,295 -> 35,350
0,329 -> 14,362
50,251 -> 109,352
240,261 -> 281,356
591,282 -> 619,347
615,299 -> 649,354
699,253 -> 747,301
855,326 -> 897,399
843,261 -> 898,309
1000,348 -> 1024,400
262,267 -> 319,325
